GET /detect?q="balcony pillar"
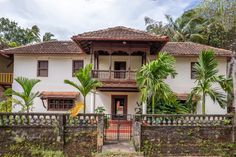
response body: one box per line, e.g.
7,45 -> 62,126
129,51 -> 131,80
109,52 -> 112,79
142,101 -> 147,114
91,91 -> 95,113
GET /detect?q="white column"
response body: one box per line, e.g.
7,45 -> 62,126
91,92 -> 95,113
142,101 -> 147,114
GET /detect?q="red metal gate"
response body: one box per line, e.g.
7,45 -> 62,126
104,114 -> 133,142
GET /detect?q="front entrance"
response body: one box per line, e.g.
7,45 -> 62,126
111,95 -> 127,120
104,95 -> 132,142
104,114 -> 133,142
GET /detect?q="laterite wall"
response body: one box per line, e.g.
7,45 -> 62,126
141,126 -> 236,157
0,126 -> 98,157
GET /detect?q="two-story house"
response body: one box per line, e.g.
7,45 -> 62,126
0,26 -> 232,117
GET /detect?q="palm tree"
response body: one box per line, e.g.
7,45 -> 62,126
136,52 -> 177,114
165,10 -> 206,42
43,32 -> 55,42
188,50 -> 232,114
5,77 -> 40,113
64,64 -> 102,113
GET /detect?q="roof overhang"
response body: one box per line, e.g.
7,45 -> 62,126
0,52 -> 10,58
72,37 -> 168,54
40,92 -> 80,99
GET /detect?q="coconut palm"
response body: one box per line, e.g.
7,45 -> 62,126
64,64 -> 102,113
165,11 -> 206,42
136,52 -> 177,114
188,50 -> 232,114
43,32 -> 55,42
5,77 -> 40,113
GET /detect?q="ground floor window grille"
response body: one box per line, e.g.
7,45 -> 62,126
48,99 -> 74,111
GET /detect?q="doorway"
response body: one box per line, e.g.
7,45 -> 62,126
114,61 -> 126,79
111,95 -> 127,120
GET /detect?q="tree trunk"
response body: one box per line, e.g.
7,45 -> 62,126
83,96 -> 86,113
202,93 -> 206,115
152,95 -> 155,114
27,106 -> 29,114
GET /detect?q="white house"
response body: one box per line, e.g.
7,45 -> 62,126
0,26 -> 232,117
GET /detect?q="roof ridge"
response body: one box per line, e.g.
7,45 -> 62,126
74,26 -> 162,38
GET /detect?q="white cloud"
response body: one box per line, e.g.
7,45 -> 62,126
0,0 -> 196,39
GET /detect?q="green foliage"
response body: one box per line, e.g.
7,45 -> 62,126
188,50 -> 232,114
0,17 -> 56,47
145,0 -> 236,49
5,77 -> 41,113
136,52 -> 180,114
43,32 -> 55,42
0,90 -> 12,112
94,106 -> 106,114
64,64 -> 102,113
146,95 -> 190,114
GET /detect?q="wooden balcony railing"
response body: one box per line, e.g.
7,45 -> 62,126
92,70 -> 137,81
0,73 -> 13,85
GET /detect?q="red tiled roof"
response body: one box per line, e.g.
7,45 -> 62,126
72,26 -> 169,42
0,41 -> 82,55
0,41 -> 232,57
162,42 -> 232,57
40,91 -> 80,99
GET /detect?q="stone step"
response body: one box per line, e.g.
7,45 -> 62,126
93,151 -> 143,157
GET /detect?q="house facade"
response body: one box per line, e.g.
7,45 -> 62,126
0,26 -> 232,116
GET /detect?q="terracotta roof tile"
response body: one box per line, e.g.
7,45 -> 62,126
72,26 -> 169,41
40,91 -> 80,99
0,40 -> 232,57
0,40 -> 82,54
162,42 -> 232,57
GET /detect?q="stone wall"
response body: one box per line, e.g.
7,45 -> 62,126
141,126 -> 236,157
0,113 -> 103,157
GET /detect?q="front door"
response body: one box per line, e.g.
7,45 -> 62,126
111,95 -> 127,120
114,61 -> 126,78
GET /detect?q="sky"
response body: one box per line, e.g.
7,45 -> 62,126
0,0 -> 199,40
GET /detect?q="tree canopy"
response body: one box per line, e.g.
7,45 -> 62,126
0,17 -> 56,48
145,0 -> 236,49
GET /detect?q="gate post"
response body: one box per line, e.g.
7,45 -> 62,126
132,115 -> 142,151
97,114 -> 104,151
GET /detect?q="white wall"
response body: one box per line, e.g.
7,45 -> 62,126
148,55 -> 228,114
93,91 -> 140,114
13,54 -> 229,114
13,54 -> 91,113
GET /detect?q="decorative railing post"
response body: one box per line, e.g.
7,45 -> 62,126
132,115 -> 142,151
97,114 -> 104,152
232,113 -> 236,143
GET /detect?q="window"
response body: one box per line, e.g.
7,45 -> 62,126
73,60 -> 84,76
37,60 -> 48,77
47,99 -> 74,111
191,62 -> 197,79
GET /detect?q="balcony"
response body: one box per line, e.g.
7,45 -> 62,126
0,73 -> 13,85
92,70 -> 137,81
92,70 -> 138,91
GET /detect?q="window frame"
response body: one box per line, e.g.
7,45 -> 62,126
47,98 -> 75,111
72,60 -> 84,77
191,62 -> 197,79
37,60 -> 48,77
